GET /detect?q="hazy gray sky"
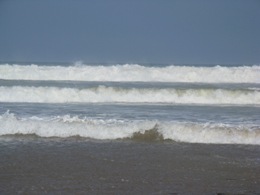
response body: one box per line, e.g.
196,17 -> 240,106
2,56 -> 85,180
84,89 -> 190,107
0,0 -> 259,64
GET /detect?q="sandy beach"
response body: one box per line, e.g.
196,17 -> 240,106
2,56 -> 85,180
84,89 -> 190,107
0,138 -> 259,195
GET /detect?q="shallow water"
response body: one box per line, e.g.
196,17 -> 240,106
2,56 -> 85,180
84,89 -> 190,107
0,102 -> 259,144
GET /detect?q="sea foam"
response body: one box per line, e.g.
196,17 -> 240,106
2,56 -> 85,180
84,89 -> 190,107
0,112 -> 259,145
0,86 -> 259,105
0,64 -> 259,83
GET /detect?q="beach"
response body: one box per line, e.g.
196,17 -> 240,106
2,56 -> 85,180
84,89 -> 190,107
0,137 -> 259,194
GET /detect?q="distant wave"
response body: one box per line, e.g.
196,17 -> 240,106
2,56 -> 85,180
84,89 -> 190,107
0,111 -> 259,145
0,64 -> 259,83
0,86 -> 259,105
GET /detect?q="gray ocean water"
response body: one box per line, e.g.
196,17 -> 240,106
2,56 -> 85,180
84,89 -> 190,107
0,63 -> 259,144
0,63 -> 260,194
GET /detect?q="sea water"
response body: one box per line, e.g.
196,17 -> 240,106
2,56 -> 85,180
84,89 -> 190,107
0,63 -> 259,144
1,63 -> 260,194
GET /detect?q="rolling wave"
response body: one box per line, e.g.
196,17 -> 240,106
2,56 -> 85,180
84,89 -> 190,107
0,112 -> 259,145
0,86 -> 259,105
0,64 -> 259,83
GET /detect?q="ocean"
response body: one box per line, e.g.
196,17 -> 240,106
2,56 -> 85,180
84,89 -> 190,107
0,63 -> 260,194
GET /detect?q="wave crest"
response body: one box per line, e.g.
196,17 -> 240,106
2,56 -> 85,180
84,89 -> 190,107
0,86 -> 259,105
1,64 -> 259,83
0,112 -> 259,145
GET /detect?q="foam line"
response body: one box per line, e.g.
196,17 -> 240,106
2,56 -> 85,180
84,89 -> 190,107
0,112 -> 259,145
1,64 -> 259,83
0,86 -> 259,105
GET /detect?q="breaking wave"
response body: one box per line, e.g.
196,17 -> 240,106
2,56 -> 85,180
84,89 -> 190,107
0,64 -> 259,83
0,86 -> 259,105
0,111 -> 259,145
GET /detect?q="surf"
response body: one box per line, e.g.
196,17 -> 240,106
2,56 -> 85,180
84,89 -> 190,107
0,111 -> 259,145
1,63 -> 259,83
0,85 -> 259,105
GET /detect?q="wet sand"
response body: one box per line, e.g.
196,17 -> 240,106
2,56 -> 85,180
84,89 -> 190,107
0,138 -> 259,194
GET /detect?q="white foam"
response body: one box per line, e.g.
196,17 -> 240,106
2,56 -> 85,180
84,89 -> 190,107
0,64 -> 259,83
0,86 -> 259,105
0,112 -> 259,145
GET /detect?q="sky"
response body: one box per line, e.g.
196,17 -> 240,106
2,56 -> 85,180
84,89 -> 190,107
0,0 -> 259,65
